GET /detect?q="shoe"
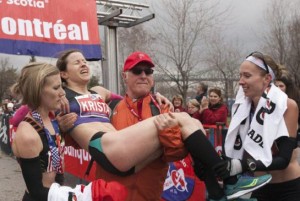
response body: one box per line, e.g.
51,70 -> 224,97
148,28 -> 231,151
225,174 -> 272,200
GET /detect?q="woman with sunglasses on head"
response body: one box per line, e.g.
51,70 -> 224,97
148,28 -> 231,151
213,52 -> 300,201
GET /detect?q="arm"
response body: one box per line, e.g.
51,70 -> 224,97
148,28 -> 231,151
214,99 -> 299,178
10,105 -> 29,127
90,85 -> 123,103
13,122 -> 49,200
246,98 -> 299,171
155,92 -> 174,112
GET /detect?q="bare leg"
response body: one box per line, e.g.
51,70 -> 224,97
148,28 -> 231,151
101,115 -> 165,171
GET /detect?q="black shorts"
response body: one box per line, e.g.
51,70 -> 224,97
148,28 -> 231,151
251,177 -> 300,201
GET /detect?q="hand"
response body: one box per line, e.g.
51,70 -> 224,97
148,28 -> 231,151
60,95 -> 70,114
155,92 -> 174,112
56,112 -> 77,133
200,97 -> 209,109
154,113 -> 178,131
213,157 -> 242,179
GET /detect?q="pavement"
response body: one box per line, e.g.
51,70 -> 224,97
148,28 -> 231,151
0,151 -> 79,201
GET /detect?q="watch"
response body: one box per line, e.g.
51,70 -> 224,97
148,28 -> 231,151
247,159 -> 256,171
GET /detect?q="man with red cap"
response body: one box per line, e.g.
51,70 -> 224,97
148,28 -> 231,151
95,51 -> 187,201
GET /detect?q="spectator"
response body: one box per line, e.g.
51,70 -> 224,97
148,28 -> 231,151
7,102 -> 15,115
187,98 -> 201,119
199,87 -> 228,125
195,82 -> 208,103
275,68 -> 300,144
172,94 -> 185,112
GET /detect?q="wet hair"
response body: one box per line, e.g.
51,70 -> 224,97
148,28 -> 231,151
208,87 -> 223,104
11,62 -> 60,110
263,55 -> 282,79
56,49 -> 83,83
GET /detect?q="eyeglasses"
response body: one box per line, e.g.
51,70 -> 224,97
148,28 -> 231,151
130,68 -> 154,75
246,51 -> 269,74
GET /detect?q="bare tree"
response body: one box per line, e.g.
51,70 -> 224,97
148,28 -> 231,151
263,0 -> 291,64
0,58 -> 18,101
263,0 -> 300,88
204,33 -> 242,104
149,0 -> 229,104
117,25 -> 156,94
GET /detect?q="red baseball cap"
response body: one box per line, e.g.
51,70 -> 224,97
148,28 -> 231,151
123,51 -> 154,71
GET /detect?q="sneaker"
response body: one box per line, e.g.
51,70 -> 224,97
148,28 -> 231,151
225,174 -> 272,200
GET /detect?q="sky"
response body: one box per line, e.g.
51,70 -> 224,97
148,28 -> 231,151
0,0 -> 288,70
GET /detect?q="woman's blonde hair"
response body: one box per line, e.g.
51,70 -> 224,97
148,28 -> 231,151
11,62 -> 60,110
188,99 -> 200,109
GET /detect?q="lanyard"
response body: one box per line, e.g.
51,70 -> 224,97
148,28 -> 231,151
31,111 -> 63,173
125,94 -> 161,121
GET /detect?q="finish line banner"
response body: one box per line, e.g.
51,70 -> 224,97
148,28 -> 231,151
0,0 -> 101,60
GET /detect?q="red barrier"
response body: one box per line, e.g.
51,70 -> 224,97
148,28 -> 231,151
204,123 -> 227,156
64,147 -> 96,182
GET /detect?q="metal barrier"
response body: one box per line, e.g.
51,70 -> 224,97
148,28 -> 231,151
204,122 -> 228,156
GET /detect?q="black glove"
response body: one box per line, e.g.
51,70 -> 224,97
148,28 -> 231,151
213,158 -> 231,179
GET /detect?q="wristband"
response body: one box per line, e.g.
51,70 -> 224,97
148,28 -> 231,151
247,158 -> 256,171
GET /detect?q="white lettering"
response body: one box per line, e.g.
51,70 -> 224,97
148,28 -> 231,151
53,20 -> 66,40
64,146 -> 91,165
68,24 -> 81,40
6,0 -> 46,8
81,22 -> 89,41
1,17 -> 17,35
0,17 -> 90,41
18,19 -> 33,36
32,18 -> 43,37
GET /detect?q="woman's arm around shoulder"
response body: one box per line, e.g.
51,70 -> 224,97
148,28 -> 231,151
90,85 -> 123,103
284,98 -> 299,138
13,121 -> 43,158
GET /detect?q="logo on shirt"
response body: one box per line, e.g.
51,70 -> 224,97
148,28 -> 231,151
162,158 -> 195,201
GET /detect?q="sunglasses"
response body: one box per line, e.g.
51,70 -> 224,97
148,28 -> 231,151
246,51 -> 269,74
130,68 -> 154,75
